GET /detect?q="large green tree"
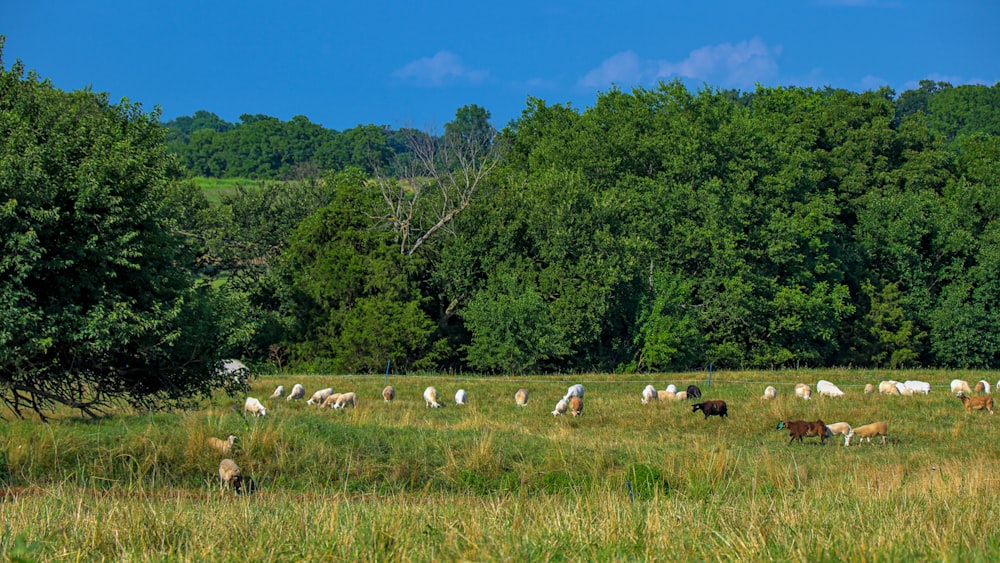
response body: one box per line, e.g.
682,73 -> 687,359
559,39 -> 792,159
0,43 -> 240,418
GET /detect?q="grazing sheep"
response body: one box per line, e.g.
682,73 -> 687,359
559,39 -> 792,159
563,384 -> 585,402
816,380 -> 845,398
956,391 -> 994,415
424,387 -> 443,408
849,421 -> 888,445
286,384 -> 306,401
674,391 -> 688,400
219,458 -> 244,493
515,388 -> 529,407
665,384 -> 678,394
206,435 -> 236,455
951,379 -> 972,395
825,422 -> 853,446
761,386 -> 777,400
691,400 -> 727,419
975,380 -> 991,394
658,390 -> 675,401
244,397 -> 267,417
333,392 -> 357,410
641,385 -> 658,404
270,385 -> 285,400
776,420 -> 827,445
321,393 -> 342,409
686,385 -> 702,399
552,398 -> 568,416
878,380 -> 900,395
864,383 -> 875,395
569,396 -> 583,416
307,388 -> 335,406
903,380 -> 931,395
382,385 -> 395,402
455,389 -> 468,405
794,383 -> 812,400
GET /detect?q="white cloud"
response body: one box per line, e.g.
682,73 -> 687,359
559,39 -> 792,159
579,38 -> 781,90
392,51 -> 488,87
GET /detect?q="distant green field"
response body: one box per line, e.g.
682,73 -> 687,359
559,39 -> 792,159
191,177 -> 265,204
3,368 -> 999,560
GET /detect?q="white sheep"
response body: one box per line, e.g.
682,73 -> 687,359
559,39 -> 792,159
665,384 -> 678,394
674,391 -> 688,400
951,379 -> 972,395
321,393 -> 342,409
286,383 -> 306,401
219,458 -> 243,492
455,389 -> 468,405
206,435 -> 236,455
816,380 -> 844,398
641,385 -> 658,404
864,383 -> 875,395
424,386 -> 442,408
825,422 -> 853,446
244,397 -> 267,417
551,398 -> 568,416
794,383 -> 812,400
270,385 -> 285,400
563,384 -> 585,402
515,388 -> 529,407
307,388 -> 335,406
761,386 -> 777,400
878,380 -> 900,395
382,385 -> 395,402
333,392 -> 357,409
974,380 -> 991,394
657,390 -> 675,401
903,380 -> 931,395
848,421 -> 888,445
569,396 -> 584,416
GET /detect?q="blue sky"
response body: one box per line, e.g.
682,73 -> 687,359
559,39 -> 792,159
5,1 -> 998,132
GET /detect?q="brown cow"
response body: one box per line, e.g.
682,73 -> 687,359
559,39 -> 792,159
776,420 -> 828,445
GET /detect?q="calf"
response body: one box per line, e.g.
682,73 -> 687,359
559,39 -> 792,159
776,420 -> 827,445
956,392 -> 994,415
691,400 -> 727,419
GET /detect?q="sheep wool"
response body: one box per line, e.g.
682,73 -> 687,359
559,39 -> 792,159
794,383 -> 812,400
849,421 -> 888,445
219,458 -> 243,492
206,435 -> 237,455
287,384 -> 306,401
825,422 -> 853,446
382,386 -> 395,402
334,392 -> 357,409
307,388 -> 335,406
864,383 -> 875,395
455,389 -> 468,405
244,397 -> 267,417
270,385 -> 285,399
569,396 -> 583,416
321,394 -> 342,409
515,389 -> 529,407
950,379 -> 972,395
761,386 -> 777,400
552,398 -> 568,416
424,387 -> 442,408
641,385 -> 658,404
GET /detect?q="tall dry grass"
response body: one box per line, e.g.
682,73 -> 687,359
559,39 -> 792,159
2,369 -> 1000,560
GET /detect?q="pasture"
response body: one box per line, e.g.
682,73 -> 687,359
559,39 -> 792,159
2,369 -> 999,561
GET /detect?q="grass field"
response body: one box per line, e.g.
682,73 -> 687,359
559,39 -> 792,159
190,177 -> 264,204
2,369 -> 999,561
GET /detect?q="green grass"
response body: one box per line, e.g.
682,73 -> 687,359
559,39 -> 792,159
2,369 -> 1000,561
191,177 -> 265,204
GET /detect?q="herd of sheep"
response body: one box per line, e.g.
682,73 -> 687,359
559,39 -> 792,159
206,373 -> 994,494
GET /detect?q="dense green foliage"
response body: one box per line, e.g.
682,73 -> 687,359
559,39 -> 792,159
174,80 -> 999,374
0,42 -> 245,418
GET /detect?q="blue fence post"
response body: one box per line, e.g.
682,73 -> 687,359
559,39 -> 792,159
385,360 -> 391,386
708,362 -> 712,389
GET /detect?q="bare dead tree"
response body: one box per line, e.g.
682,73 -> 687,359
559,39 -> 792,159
370,113 -> 504,256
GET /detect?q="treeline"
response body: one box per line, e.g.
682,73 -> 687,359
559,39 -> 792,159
165,80 -> 1000,181
165,111 -> 419,178
170,80 -> 1000,374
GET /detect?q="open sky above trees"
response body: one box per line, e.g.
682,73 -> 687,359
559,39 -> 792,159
6,1 -> 999,131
